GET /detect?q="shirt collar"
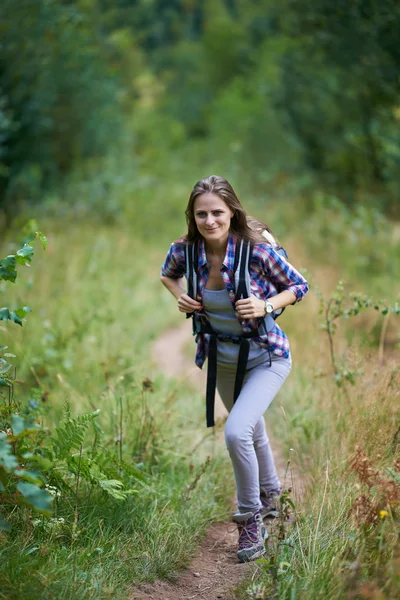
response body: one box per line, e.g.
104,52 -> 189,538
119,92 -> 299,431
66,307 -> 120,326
223,233 -> 236,270
197,233 -> 236,270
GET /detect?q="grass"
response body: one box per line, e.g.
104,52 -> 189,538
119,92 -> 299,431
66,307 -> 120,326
0,218 -> 235,599
233,270 -> 399,599
1,136 -> 399,600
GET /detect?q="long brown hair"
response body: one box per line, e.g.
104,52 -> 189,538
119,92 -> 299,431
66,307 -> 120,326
184,175 -> 279,245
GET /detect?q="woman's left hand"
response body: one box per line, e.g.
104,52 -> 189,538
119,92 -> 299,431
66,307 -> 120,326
235,295 -> 266,319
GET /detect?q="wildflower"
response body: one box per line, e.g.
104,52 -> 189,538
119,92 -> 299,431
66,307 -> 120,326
31,519 -> 42,527
45,484 -> 61,498
379,510 -> 389,519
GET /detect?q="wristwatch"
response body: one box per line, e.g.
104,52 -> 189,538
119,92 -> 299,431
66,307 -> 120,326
264,300 -> 274,315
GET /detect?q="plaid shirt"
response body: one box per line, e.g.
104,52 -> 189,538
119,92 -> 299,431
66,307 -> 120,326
161,234 -> 308,368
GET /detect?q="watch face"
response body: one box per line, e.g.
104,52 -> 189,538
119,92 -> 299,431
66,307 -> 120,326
266,301 -> 273,314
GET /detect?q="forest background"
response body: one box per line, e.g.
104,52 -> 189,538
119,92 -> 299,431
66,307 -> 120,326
0,1 -> 399,599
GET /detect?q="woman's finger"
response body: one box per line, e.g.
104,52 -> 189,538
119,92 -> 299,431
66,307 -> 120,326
178,294 -> 202,312
180,293 -> 202,306
235,299 -> 256,309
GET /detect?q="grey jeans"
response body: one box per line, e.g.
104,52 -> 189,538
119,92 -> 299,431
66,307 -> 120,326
216,353 -> 292,513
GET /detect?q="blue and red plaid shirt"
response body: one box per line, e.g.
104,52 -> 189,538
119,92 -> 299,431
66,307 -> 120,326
161,234 -> 308,368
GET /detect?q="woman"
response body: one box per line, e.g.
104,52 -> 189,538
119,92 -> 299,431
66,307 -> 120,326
160,175 -> 308,563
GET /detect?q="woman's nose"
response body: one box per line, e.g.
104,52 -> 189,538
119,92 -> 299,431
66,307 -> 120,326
205,214 -> 214,225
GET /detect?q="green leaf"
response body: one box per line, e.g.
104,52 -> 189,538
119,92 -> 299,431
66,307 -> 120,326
16,482 -> 53,514
38,233 -> 48,250
0,308 -> 23,326
15,245 -> 34,264
0,308 -> 10,321
9,312 -> 23,326
0,359 -> 11,374
25,546 -> 40,555
0,434 -> 18,471
98,479 -> 137,500
16,469 -> 46,486
0,256 -> 17,283
0,377 -> 10,387
11,415 -> 40,436
14,306 -> 32,319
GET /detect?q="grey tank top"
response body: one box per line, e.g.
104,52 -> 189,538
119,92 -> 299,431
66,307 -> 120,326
202,288 -> 267,368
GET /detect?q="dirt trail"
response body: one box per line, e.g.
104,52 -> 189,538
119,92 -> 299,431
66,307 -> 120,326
131,321 -> 295,600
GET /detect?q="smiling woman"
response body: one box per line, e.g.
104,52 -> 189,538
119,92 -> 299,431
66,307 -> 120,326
193,193 -> 234,246
160,175 -> 308,563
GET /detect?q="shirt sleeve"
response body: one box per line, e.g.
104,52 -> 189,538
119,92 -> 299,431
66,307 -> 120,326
259,245 -> 309,303
160,241 -> 186,279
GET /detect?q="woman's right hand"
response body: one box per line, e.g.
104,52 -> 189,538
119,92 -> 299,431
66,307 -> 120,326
177,293 -> 203,314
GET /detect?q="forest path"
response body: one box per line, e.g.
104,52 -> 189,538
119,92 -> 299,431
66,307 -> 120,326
131,320 -> 296,600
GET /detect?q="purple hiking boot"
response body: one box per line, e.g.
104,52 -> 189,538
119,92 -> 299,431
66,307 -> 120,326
260,487 -> 281,519
232,509 -> 267,563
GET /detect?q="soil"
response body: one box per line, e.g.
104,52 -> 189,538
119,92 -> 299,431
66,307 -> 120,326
130,320 -> 295,600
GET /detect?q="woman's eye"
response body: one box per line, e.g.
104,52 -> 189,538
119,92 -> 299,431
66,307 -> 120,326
213,211 -> 223,215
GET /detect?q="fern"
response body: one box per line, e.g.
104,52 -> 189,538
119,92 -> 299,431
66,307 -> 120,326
50,407 -> 100,458
44,406 -> 146,502
97,479 -> 138,501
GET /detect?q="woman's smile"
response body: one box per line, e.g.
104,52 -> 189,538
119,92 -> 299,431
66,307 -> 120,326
194,192 -> 234,245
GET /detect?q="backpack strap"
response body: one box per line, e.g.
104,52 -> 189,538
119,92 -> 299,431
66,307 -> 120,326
185,237 -> 287,428
185,242 -> 199,320
185,243 -> 193,300
234,239 -> 253,302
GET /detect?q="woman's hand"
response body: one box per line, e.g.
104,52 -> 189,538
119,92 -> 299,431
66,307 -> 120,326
177,293 -> 203,314
235,295 -> 266,319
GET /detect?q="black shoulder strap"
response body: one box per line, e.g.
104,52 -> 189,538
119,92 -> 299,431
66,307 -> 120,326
233,237 -> 241,273
185,243 -> 194,300
193,241 -> 199,299
234,239 -> 253,302
185,241 -> 200,320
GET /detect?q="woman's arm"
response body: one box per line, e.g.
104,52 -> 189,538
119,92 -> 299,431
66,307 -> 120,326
160,275 -> 203,313
235,289 -> 295,319
235,245 -> 308,319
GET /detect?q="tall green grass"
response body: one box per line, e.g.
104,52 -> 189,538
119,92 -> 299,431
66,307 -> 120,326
2,135 -> 399,600
234,261 -> 399,599
0,221 -> 234,599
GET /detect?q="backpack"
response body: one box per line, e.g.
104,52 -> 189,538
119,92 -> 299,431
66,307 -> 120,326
185,236 -> 289,428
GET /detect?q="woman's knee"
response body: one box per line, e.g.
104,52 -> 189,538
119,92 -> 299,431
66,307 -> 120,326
224,421 -> 251,451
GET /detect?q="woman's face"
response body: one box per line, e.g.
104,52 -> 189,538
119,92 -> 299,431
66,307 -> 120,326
193,193 -> 234,245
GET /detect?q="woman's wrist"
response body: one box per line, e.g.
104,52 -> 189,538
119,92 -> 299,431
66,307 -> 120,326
259,298 -> 268,317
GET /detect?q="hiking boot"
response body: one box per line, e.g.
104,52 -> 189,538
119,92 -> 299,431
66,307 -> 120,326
260,487 -> 280,519
232,509 -> 267,563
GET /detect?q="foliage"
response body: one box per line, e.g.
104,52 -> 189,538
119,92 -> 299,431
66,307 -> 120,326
0,227 -> 47,384
2,0 -> 400,218
0,228 -> 53,530
45,404 -> 145,501
0,220 -> 234,598
316,280 -> 400,387
237,270 -> 400,599
0,0 -> 121,215
277,0 -> 400,201
0,413 -> 53,531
